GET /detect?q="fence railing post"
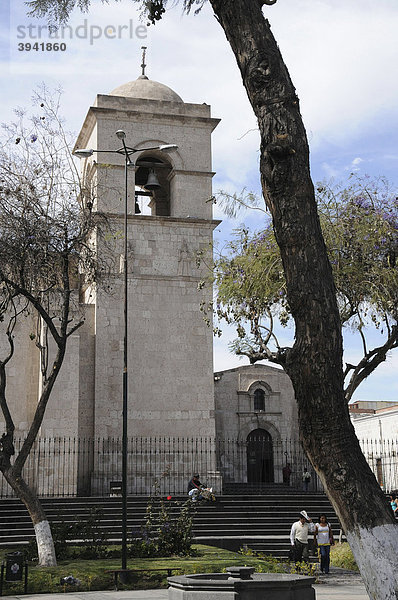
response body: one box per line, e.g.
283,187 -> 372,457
0,435 -> 394,498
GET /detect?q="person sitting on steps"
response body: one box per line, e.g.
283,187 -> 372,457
187,473 -> 203,502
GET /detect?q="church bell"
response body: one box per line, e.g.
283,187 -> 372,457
144,169 -> 161,190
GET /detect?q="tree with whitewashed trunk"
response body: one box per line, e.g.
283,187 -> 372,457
25,0 -> 398,594
200,5 -> 398,596
0,88 -> 105,566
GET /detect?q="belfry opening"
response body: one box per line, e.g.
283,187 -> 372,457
134,154 -> 172,216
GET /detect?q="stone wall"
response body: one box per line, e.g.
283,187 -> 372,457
214,364 -> 299,484
93,216 -> 218,439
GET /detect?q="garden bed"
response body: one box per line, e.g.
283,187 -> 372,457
0,545 -> 285,594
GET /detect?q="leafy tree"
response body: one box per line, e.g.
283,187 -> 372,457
213,176 -> 398,402
0,88 -> 105,566
24,1 -> 398,596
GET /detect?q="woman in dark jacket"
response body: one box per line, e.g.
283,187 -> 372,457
188,474 -> 202,501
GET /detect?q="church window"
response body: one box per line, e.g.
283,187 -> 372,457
254,388 -> 265,411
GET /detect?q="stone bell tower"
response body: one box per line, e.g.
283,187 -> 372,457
74,70 -> 220,441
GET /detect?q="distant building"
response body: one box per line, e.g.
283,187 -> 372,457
214,364 -> 300,488
348,402 -> 398,491
349,401 -> 398,438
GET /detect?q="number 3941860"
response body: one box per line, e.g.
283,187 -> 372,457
18,42 -> 66,51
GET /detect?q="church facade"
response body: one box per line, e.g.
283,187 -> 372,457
0,74 -> 326,496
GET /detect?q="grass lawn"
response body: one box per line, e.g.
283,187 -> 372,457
330,542 -> 359,571
0,545 -> 285,595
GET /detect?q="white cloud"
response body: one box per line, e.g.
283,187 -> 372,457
352,157 -> 364,166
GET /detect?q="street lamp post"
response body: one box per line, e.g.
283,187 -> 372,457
74,134 -> 177,571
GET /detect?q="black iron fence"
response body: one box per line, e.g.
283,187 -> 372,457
0,436 -> 396,497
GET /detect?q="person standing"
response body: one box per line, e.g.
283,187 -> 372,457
302,467 -> 311,491
389,495 -> 398,516
290,510 -> 314,562
282,463 -> 292,485
314,513 -> 334,574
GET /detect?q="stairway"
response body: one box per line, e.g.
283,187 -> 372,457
192,493 -> 341,556
0,493 -> 341,559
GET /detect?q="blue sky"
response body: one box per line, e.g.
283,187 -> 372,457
1,0 -> 397,401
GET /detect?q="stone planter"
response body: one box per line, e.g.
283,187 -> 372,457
168,566 -> 315,600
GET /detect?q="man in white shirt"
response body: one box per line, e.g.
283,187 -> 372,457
290,510 -> 314,562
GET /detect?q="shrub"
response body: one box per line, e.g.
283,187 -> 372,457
156,498 -> 194,556
51,517 -> 81,560
74,507 -> 109,558
27,506 -> 111,561
24,538 -> 40,562
330,542 -> 359,571
238,547 -> 285,574
289,561 -> 317,577
129,488 -> 195,557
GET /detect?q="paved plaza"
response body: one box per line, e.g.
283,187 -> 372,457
0,568 -> 369,600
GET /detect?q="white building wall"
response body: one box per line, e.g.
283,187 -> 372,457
351,407 -> 398,440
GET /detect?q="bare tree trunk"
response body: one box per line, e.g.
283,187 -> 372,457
1,467 -> 56,566
209,1 -> 398,597
0,326 -> 66,568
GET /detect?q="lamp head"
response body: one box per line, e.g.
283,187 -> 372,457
159,144 -> 178,152
116,130 -> 126,140
74,148 -> 94,158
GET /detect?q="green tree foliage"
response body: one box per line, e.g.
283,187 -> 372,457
213,176 -> 398,401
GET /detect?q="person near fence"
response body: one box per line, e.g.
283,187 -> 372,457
302,467 -> 311,491
290,510 -> 314,562
282,463 -> 292,485
314,513 -> 334,574
188,473 -> 203,502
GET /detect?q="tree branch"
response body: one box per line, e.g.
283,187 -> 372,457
0,273 -> 62,347
344,325 -> 398,402
0,295 -> 29,439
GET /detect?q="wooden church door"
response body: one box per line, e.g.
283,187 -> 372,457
247,428 -> 274,483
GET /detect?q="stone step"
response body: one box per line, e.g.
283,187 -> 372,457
0,493 -> 342,555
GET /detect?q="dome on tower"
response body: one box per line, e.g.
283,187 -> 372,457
110,75 -> 183,103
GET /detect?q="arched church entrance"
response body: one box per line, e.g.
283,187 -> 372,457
246,428 -> 274,483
